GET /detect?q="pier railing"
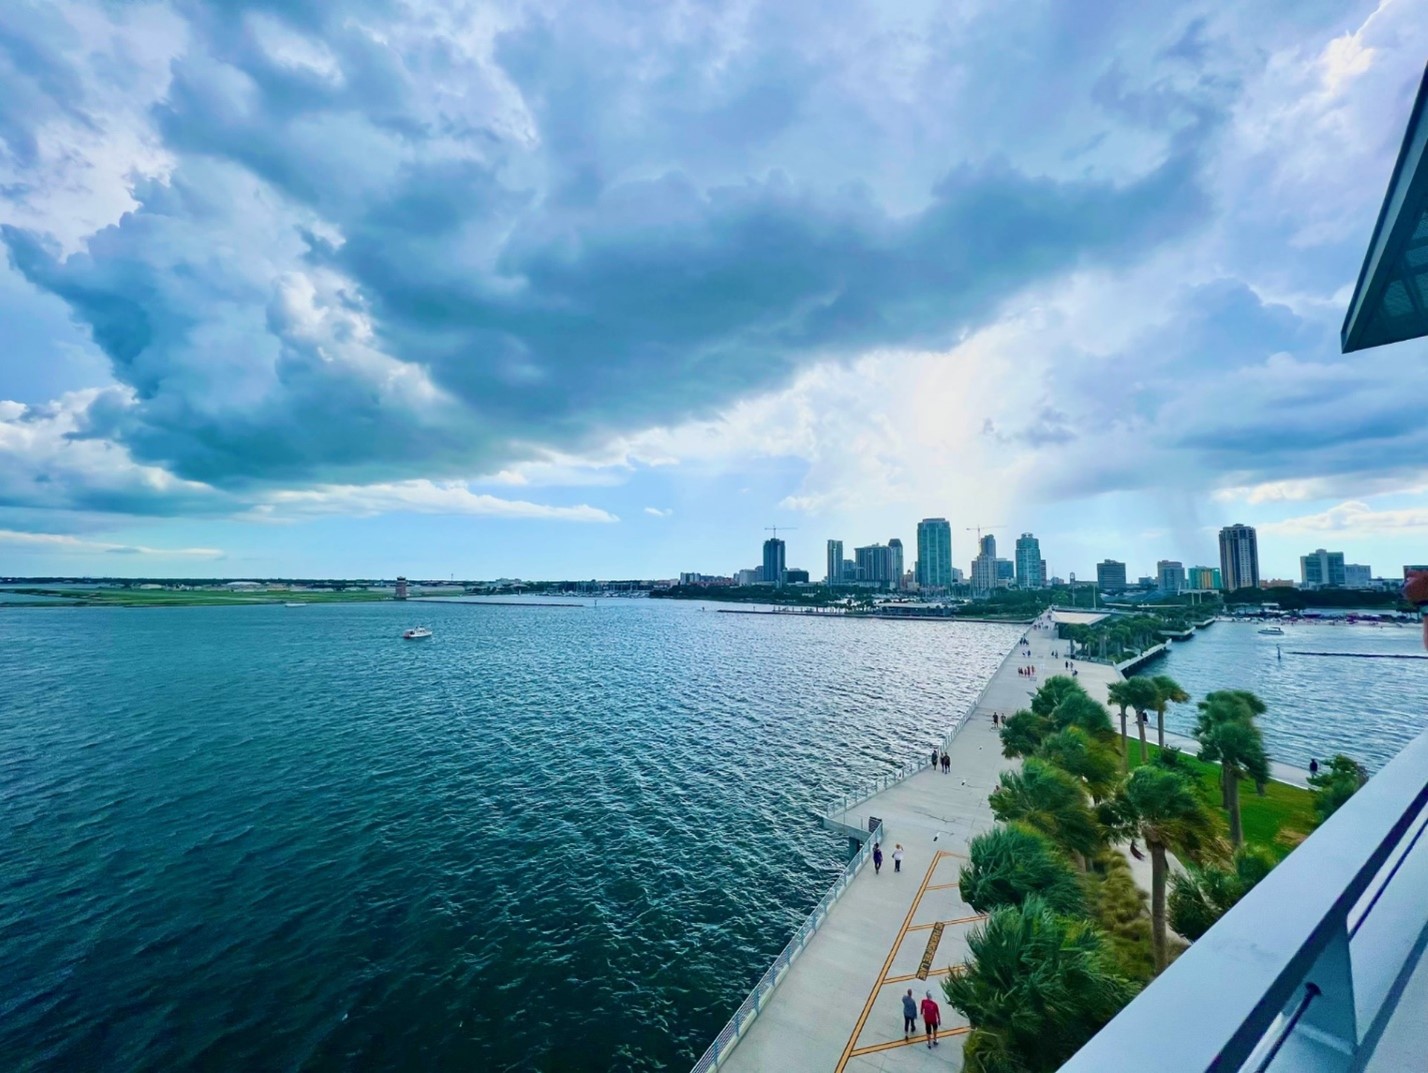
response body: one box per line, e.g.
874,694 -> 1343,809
687,820 -> 884,1073
823,675 -> 994,822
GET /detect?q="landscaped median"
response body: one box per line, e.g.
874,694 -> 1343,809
939,673 -> 1366,1073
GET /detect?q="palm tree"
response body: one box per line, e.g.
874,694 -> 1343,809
944,896 -> 1139,1073
1194,699 -> 1271,845
1101,766 -> 1228,971
999,708 -> 1052,759
1037,727 -> 1120,801
1307,754 -> 1368,824
960,824 -> 1085,916
1106,681 -> 1134,770
1120,677 -> 1161,766
1149,675 -> 1189,751
1168,845 -> 1275,941
989,759 -> 1101,865
1051,693 -> 1116,740
1030,676 -> 1087,718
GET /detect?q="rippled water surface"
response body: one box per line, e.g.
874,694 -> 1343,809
1150,619 -> 1428,771
0,600 -> 1018,1072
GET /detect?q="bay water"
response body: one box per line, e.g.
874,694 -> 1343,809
0,600 -> 1015,1072
1152,619 -> 1427,772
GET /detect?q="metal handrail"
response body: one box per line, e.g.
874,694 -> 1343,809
687,820 -> 884,1073
1058,727 -> 1428,1073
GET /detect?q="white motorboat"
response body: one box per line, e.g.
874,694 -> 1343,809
284,602 -> 305,607
402,626 -> 432,640
1258,625 -> 1284,635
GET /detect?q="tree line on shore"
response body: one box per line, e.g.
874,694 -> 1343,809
941,672 -> 1367,1073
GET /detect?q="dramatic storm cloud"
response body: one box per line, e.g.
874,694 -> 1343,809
1,0 -> 1426,577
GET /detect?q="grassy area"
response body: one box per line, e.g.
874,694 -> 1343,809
2,587 -> 399,608
1124,740 -> 1316,853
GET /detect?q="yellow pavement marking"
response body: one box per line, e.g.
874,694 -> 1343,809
925,881 -> 961,891
833,851 -> 952,1073
847,1026 -> 970,1057
885,964 -> 962,984
906,914 -> 986,933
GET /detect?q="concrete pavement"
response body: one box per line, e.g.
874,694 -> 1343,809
717,616 -> 1073,1073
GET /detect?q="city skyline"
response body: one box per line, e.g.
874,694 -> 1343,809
4,3 -> 1428,580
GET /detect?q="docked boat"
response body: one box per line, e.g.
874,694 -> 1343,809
402,626 -> 432,640
1258,626 -> 1285,635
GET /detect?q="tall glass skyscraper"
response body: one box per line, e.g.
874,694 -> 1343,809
916,518 -> 953,591
1014,533 -> 1044,588
762,537 -> 786,589
1218,523 -> 1260,592
888,538 -> 904,590
826,539 -> 843,586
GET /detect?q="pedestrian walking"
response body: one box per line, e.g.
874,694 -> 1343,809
902,989 -> 918,1037
1309,758 -> 1319,777
931,745 -> 940,769
921,991 -> 942,1048
873,842 -> 883,874
941,752 -> 950,773
893,844 -> 904,873
992,712 -> 999,726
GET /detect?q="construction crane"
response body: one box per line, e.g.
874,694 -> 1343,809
964,524 -> 1006,541
764,525 -> 798,540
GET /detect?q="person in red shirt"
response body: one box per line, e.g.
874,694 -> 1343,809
920,991 -> 941,1048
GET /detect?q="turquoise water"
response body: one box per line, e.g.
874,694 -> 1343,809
1150,620 -> 1427,771
0,601 -> 1016,1072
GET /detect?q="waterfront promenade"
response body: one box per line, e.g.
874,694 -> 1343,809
716,615 -> 1071,1072
708,611 -> 1313,1072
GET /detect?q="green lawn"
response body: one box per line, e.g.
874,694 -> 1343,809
1124,740 -> 1316,853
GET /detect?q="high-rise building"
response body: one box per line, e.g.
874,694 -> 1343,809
1300,548 -> 1347,589
1096,560 -> 1127,592
1014,533 -> 1045,588
1157,560 -> 1186,594
996,559 -> 1015,582
1187,566 -> 1222,590
888,539 -> 904,590
842,558 -> 857,581
1219,524 -> 1260,591
1345,564 -> 1372,588
826,539 -> 843,586
916,518 -> 954,591
971,533 -> 999,593
762,538 -> 786,589
855,544 -> 895,589
785,568 -> 810,584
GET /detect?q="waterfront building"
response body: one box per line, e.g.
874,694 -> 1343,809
1300,548 -> 1347,589
1345,564 -> 1372,588
1096,559 -> 1127,592
785,568 -> 810,584
970,533 -> 999,593
762,538 -> 786,589
394,576 -> 409,600
1219,523 -> 1260,591
854,544 -> 895,589
841,558 -> 857,582
996,558 -> 1015,583
1186,565 -> 1222,591
915,518 -> 954,591
887,539 -> 904,590
734,567 -> 761,586
1014,532 -> 1045,588
1156,560 -> 1186,594
825,539 -> 843,586
950,566 -> 965,584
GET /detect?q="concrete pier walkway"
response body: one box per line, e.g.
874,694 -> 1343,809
716,616 -> 1071,1073
707,610 -> 1311,1073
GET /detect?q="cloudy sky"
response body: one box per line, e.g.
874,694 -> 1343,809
2,0 -> 1426,581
